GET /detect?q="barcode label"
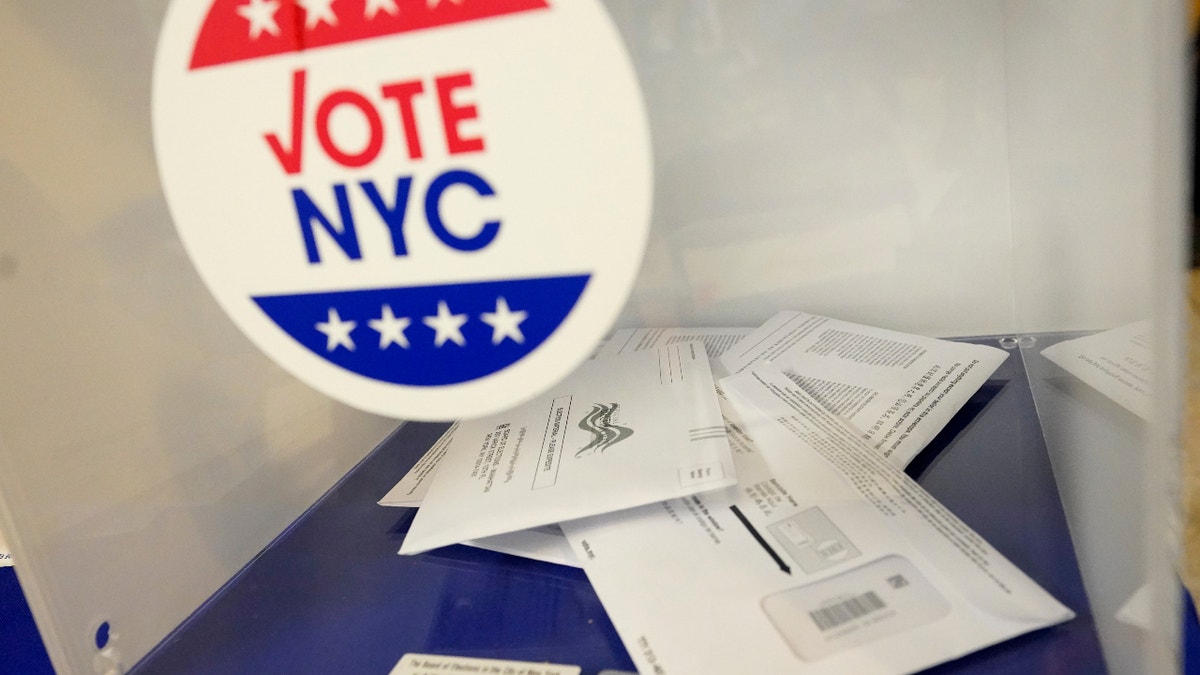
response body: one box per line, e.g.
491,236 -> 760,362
809,591 -> 886,631
763,556 -> 950,659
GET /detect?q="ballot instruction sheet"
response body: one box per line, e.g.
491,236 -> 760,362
1040,320 -> 1152,419
720,311 -> 1007,467
398,342 -> 736,555
560,365 -> 1071,675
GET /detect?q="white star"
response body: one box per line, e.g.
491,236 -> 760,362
364,0 -> 399,19
236,0 -> 281,39
480,297 -> 527,345
297,0 -> 338,29
426,0 -> 464,8
368,304 -> 411,349
423,301 -> 468,347
316,308 -> 356,352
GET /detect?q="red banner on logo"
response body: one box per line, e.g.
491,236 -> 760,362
190,0 -> 549,70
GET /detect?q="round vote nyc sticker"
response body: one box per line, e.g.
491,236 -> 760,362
153,0 -> 651,419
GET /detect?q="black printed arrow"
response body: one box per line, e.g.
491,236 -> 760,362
730,505 -> 791,575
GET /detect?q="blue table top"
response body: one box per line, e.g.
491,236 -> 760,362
0,566 -> 53,674
130,340 -> 1107,674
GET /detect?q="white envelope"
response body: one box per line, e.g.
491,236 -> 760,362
561,365 -> 1071,675
720,311 -> 1008,467
398,341 -> 736,555
465,525 -> 580,568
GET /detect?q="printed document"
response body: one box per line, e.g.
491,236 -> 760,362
398,342 -> 735,555
1040,321 -> 1152,419
595,327 -> 753,359
720,311 -> 1007,467
561,365 -> 1071,675
379,424 -> 458,507
390,653 -> 580,675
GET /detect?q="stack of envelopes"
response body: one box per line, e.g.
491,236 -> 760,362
380,311 -> 1073,674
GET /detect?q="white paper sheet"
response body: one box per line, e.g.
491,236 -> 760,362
0,528 -> 10,568
378,424 -> 458,507
389,653 -> 581,675
398,342 -> 736,555
1040,321 -> 1152,419
595,327 -> 753,359
561,365 -> 1071,675
720,311 -> 1007,468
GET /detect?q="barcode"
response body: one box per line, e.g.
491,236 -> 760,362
809,591 -> 886,631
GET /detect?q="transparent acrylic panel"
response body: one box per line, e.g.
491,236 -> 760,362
0,0 -> 1186,673
1004,2 -> 1186,674
603,0 -> 1019,337
604,1 -> 1185,673
0,2 -> 400,673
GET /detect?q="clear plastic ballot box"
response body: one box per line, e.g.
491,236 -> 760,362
0,2 -> 1189,673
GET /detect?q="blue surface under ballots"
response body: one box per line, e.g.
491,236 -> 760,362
0,566 -> 54,674
1187,592 -> 1200,674
112,338 -> 1108,673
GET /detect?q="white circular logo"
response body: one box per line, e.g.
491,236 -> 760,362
153,0 -> 651,419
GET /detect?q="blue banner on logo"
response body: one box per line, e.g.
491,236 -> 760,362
254,275 -> 590,386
